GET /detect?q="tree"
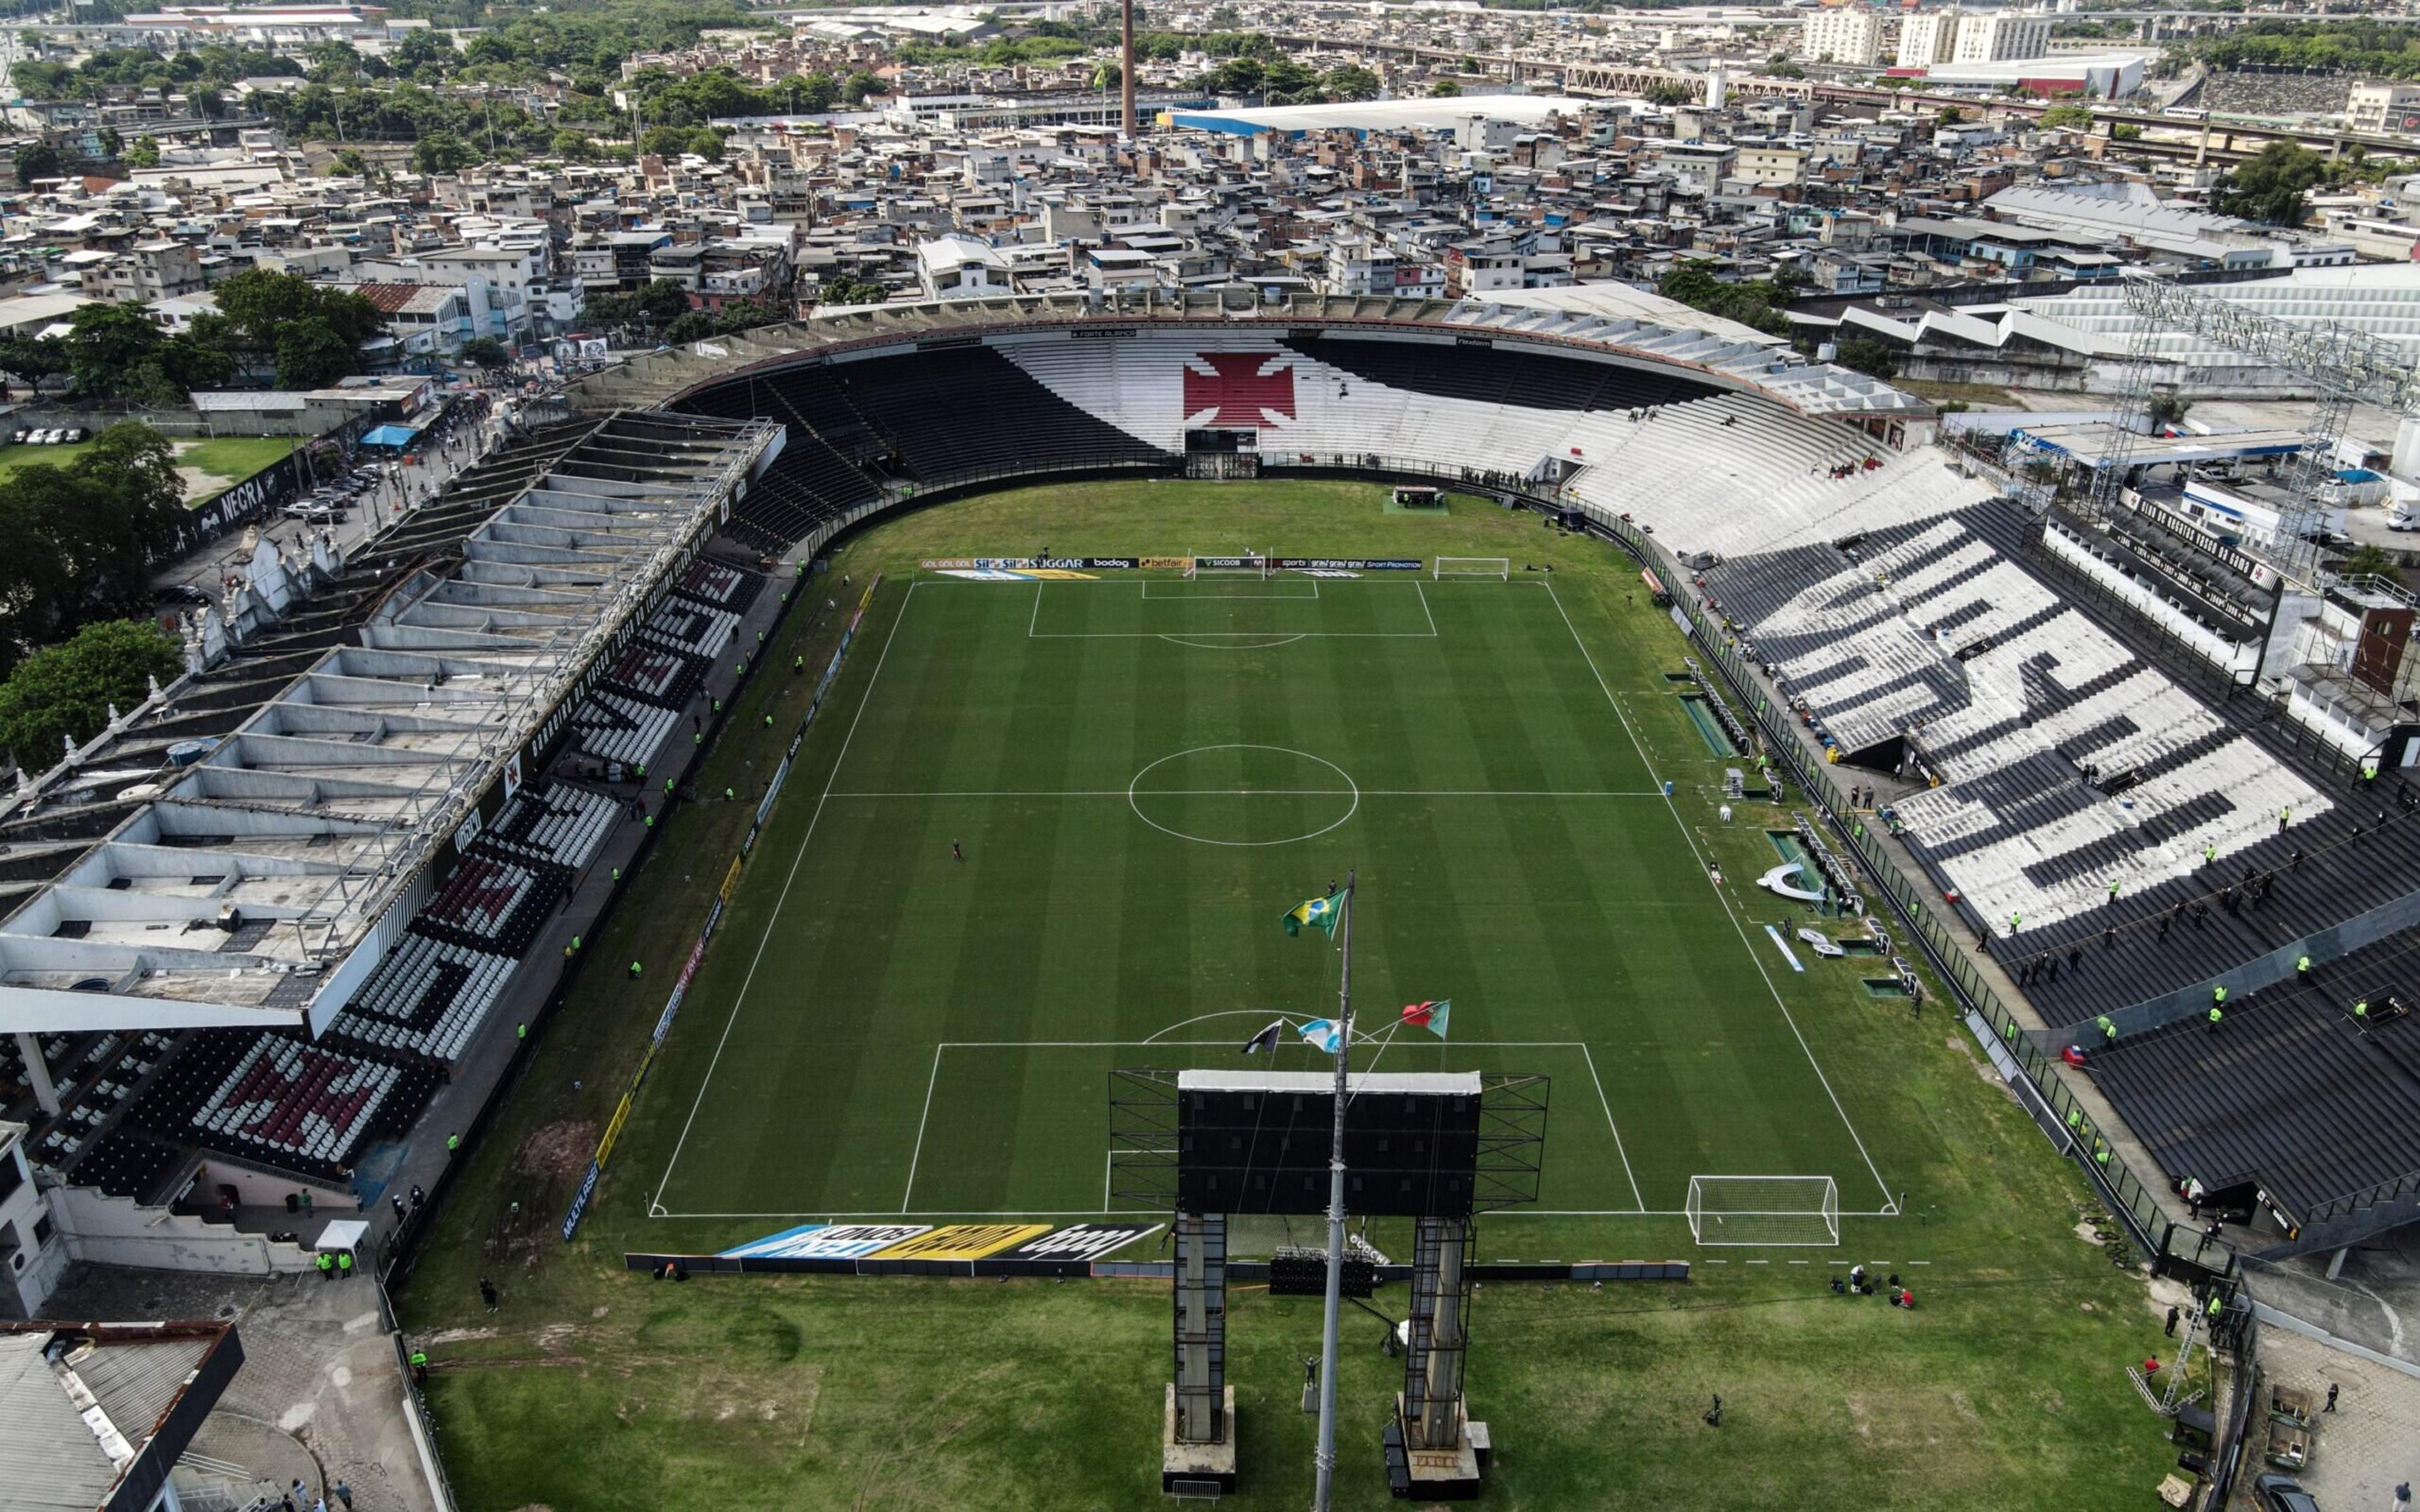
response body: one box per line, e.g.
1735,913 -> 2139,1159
2039,102 -> 2094,130
209,268 -> 384,364
0,426 -> 186,673
411,130 -> 475,175
1642,79 -> 1693,106
1093,59 -> 1122,93
0,619 -> 182,767
13,142 -> 60,185
1430,79 -> 1461,96
124,134 -> 160,168
1657,260 -> 1795,338
640,123 -> 723,159
273,317 -> 359,389
2341,542 -> 2399,578
2216,141 -> 2326,226
459,335 -> 510,369
1321,64 -> 1381,101
1833,336 -> 1899,380
841,69 -> 881,105
817,274 -> 887,307
330,146 -> 368,177
97,126 -> 123,158
62,303 -> 182,406
2147,392 -> 2192,432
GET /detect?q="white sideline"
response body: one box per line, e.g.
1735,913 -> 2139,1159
651,579 -> 921,1216
1545,580 -> 1897,1213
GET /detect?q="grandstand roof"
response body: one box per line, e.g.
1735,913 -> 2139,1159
2007,422 -> 2308,469
564,290 -> 1928,422
0,411 -> 775,1038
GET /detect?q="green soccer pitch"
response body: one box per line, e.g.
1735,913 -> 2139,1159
643,570 -> 1888,1223
405,482 -> 2190,1512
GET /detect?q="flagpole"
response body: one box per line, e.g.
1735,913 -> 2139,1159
1312,869 -> 1354,1512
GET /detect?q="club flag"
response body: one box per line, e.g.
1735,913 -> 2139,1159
1283,895 -> 1341,938
1298,1017 -> 1343,1055
1400,1000 -> 1451,1039
1241,1019 -> 1285,1055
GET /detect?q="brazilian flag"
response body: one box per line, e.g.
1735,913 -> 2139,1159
1282,895 -> 1340,938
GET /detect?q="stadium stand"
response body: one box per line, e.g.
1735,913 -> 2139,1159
328,934 -> 517,1065
2083,925 -> 2420,1239
0,413 -> 771,1220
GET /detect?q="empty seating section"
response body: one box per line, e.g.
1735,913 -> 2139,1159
2086,930 -> 2420,1223
574,692 -> 678,768
1569,398 -> 1966,556
65,1131 -> 183,1201
677,558 -> 764,614
418,853 -> 562,956
833,345 -> 1167,481
677,368 -> 883,545
1284,335 -> 1719,412
1687,493 -> 2330,935
645,602 -> 742,662
8,1029 -> 178,1186
605,639 -> 708,711
185,1036 -> 407,1179
328,933 -> 515,1064
481,782 -> 620,872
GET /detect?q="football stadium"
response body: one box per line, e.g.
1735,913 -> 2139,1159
6,288 -> 2414,1508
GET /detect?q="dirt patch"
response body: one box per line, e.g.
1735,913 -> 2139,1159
516,1120 -> 597,1183
424,1326 -> 500,1346
616,1361 -> 821,1432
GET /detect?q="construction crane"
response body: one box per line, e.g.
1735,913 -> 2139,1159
2087,269 -> 2420,584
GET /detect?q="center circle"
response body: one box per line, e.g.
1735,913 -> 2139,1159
1127,745 -> 1360,848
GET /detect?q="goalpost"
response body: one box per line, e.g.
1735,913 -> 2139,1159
1685,1176 -> 1840,1247
1434,557 -> 1511,580
1185,554 -> 1271,580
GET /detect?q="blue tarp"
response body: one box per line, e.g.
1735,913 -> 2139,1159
358,423 -> 420,449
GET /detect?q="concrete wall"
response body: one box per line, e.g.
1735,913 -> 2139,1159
51,1184 -> 316,1275
190,1158 -> 358,1215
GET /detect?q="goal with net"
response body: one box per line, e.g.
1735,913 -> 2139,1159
1684,1175 -> 1840,1247
1186,555 -> 1270,580
1434,557 -> 1510,580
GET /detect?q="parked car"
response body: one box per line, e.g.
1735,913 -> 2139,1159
153,583 -> 213,608
60,427 -> 84,443
2254,1473 -> 2322,1512
8,429 -> 26,445
282,502 -> 340,523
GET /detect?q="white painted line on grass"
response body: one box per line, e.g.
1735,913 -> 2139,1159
1546,580 -> 1896,1213
899,1043 -> 947,1213
1578,1043 -> 1647,1213
651,578 -> 921,1215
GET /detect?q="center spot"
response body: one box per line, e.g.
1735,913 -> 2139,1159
1127,745 -> 1359,848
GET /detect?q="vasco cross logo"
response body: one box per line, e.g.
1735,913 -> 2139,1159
1182,352 -> 1296,427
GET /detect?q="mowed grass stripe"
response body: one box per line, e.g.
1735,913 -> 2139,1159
642,577 -> 927,1213
655,576 -> 1882,1216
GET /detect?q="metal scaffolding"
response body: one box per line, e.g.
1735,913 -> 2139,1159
2107,271 -> 2420,582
